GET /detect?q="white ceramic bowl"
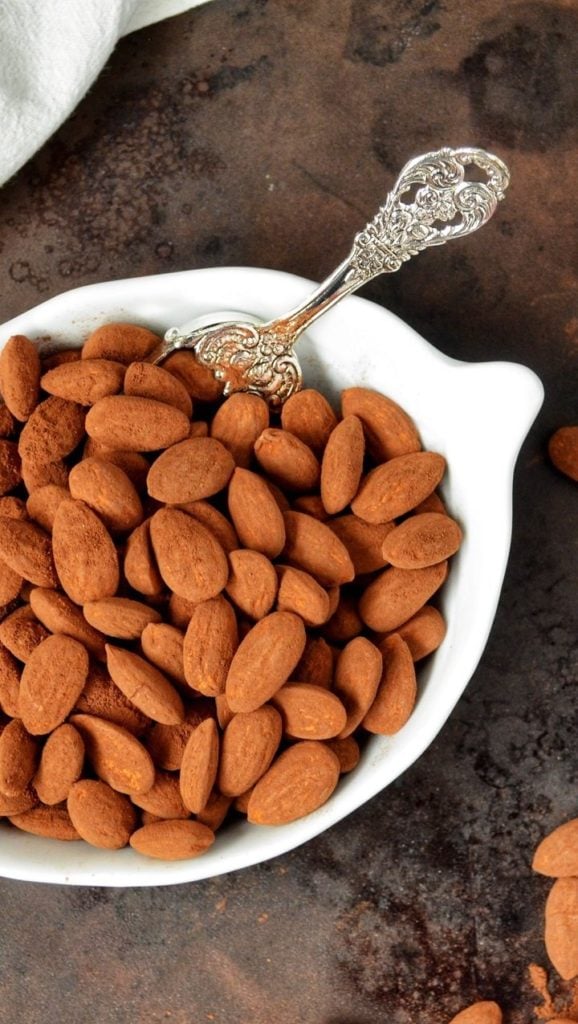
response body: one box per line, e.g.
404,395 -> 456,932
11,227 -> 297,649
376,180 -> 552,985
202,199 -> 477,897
0,267 -> 543,886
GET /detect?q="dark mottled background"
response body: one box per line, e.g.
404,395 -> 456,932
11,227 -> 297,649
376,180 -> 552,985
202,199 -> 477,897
0,1 -> 576,1022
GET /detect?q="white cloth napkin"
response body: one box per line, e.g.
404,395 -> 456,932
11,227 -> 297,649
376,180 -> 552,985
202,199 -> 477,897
0,0 -> 210,188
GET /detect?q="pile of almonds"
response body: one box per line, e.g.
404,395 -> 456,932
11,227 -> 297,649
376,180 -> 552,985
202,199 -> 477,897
533,817 -> 578,988
0,322 -> 461,861
442,816 -> 578,1024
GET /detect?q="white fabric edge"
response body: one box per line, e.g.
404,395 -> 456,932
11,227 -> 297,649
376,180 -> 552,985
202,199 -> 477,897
122,0 -> 212,35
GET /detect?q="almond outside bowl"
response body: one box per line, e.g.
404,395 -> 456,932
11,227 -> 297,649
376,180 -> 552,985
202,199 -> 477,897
0,266 -> 543,886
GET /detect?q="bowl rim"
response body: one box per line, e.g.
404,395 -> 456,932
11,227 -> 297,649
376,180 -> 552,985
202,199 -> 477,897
0,265 -> 544,886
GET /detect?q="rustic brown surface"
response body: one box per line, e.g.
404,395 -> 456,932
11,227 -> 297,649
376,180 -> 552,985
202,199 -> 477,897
0,1 -> 577,1022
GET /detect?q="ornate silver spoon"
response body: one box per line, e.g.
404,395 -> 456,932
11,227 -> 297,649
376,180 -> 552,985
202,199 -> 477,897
149,146 -> 509,406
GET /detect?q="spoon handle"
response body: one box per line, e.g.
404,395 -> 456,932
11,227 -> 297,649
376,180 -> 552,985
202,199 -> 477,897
265,146 -> 509,341
151,146 -> 510,406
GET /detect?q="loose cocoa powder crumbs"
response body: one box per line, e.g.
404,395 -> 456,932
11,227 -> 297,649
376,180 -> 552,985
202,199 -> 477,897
529,963 -> 557,1019
529,962 -> 578,1021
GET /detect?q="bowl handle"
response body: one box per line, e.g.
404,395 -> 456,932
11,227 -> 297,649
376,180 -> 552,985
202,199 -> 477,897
455,360 -> 544,460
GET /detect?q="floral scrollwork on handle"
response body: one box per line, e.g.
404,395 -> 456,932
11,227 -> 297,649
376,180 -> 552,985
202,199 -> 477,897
346,147 -> 510,284
194,321 -> 302,406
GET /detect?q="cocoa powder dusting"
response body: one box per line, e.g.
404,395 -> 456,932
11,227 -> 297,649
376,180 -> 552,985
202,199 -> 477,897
529,963 -> 578,1021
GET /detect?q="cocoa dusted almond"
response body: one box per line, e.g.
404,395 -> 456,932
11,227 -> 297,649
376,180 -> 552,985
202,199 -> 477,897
0,405 -> 15,438
83,440 -> 150,490
352,452 -> 446,524
19,634 -> 89,735
323,593 -> 363,644
81,322 -> 161,364
210,393 -> 269,468
84,597 -> 161,640
295,637 -> 334,689
129,819 -> 215,860
382,512 -> 462,568
291,494 -> 328,521
380,605 -> 446,662
414,490 -> 447,515
163,349 -> 224,402
85,395 -> 190,452
0,786 -> 38,816
533,818 -> 578,878
41,359 -> 126,405
225,549 -> 278,621
280,389 -> 338,455
197,790 -> 231,832
360,561 -> 448,633
282,511 -> 355,587
145,703 -> 213,771
179,500 -> 238,553
218,706 -> 282,798
0,644 -> 21,717
247,741 -> 340,825
18,396 -> 85,464
21,457 -> 69,494
341,387 -> 421,461
141,622 -> 187,686
548,425 -> 578,482
68,457 -> 143,532
52,499 -> 119,603
447,1003 -> 503,1024
105,645 -> 184,726
26,484 -> 70,533
0,517 -> 57,588
228,467 -> 286,559
146,437 -> 235,504
0,335 -> 41,422
70,713 -> 155,795
325,736 -> 360,774
0,496 -> 27,520
183,595 -> 238,696
272,684 -> 347,740
544,877 -> 578,979
33,723 -> 84,805
177,500 -> 237,553
67,779 -> 137,849
320,415 -> 365,514
75,662 -> 150,736
265,480 -> 290,512
41,349 -> 81,370
333,636 -> 383,738
179,717 -> 219,814
123,361 -> 193,417
168,592 -> 196,630
0,605 -> 49,662
276,564 -> 331,627
9,804 -> 80,841
0,440 -> 21,496
363,634 -> 416,735
329,515 -> 393,575
226,611 -> 306,713
254,428 -> 320,493
0,718 -> 37,796
149,507 -> 228,604
124,518 -> 164,598
188,421 -> 209,438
